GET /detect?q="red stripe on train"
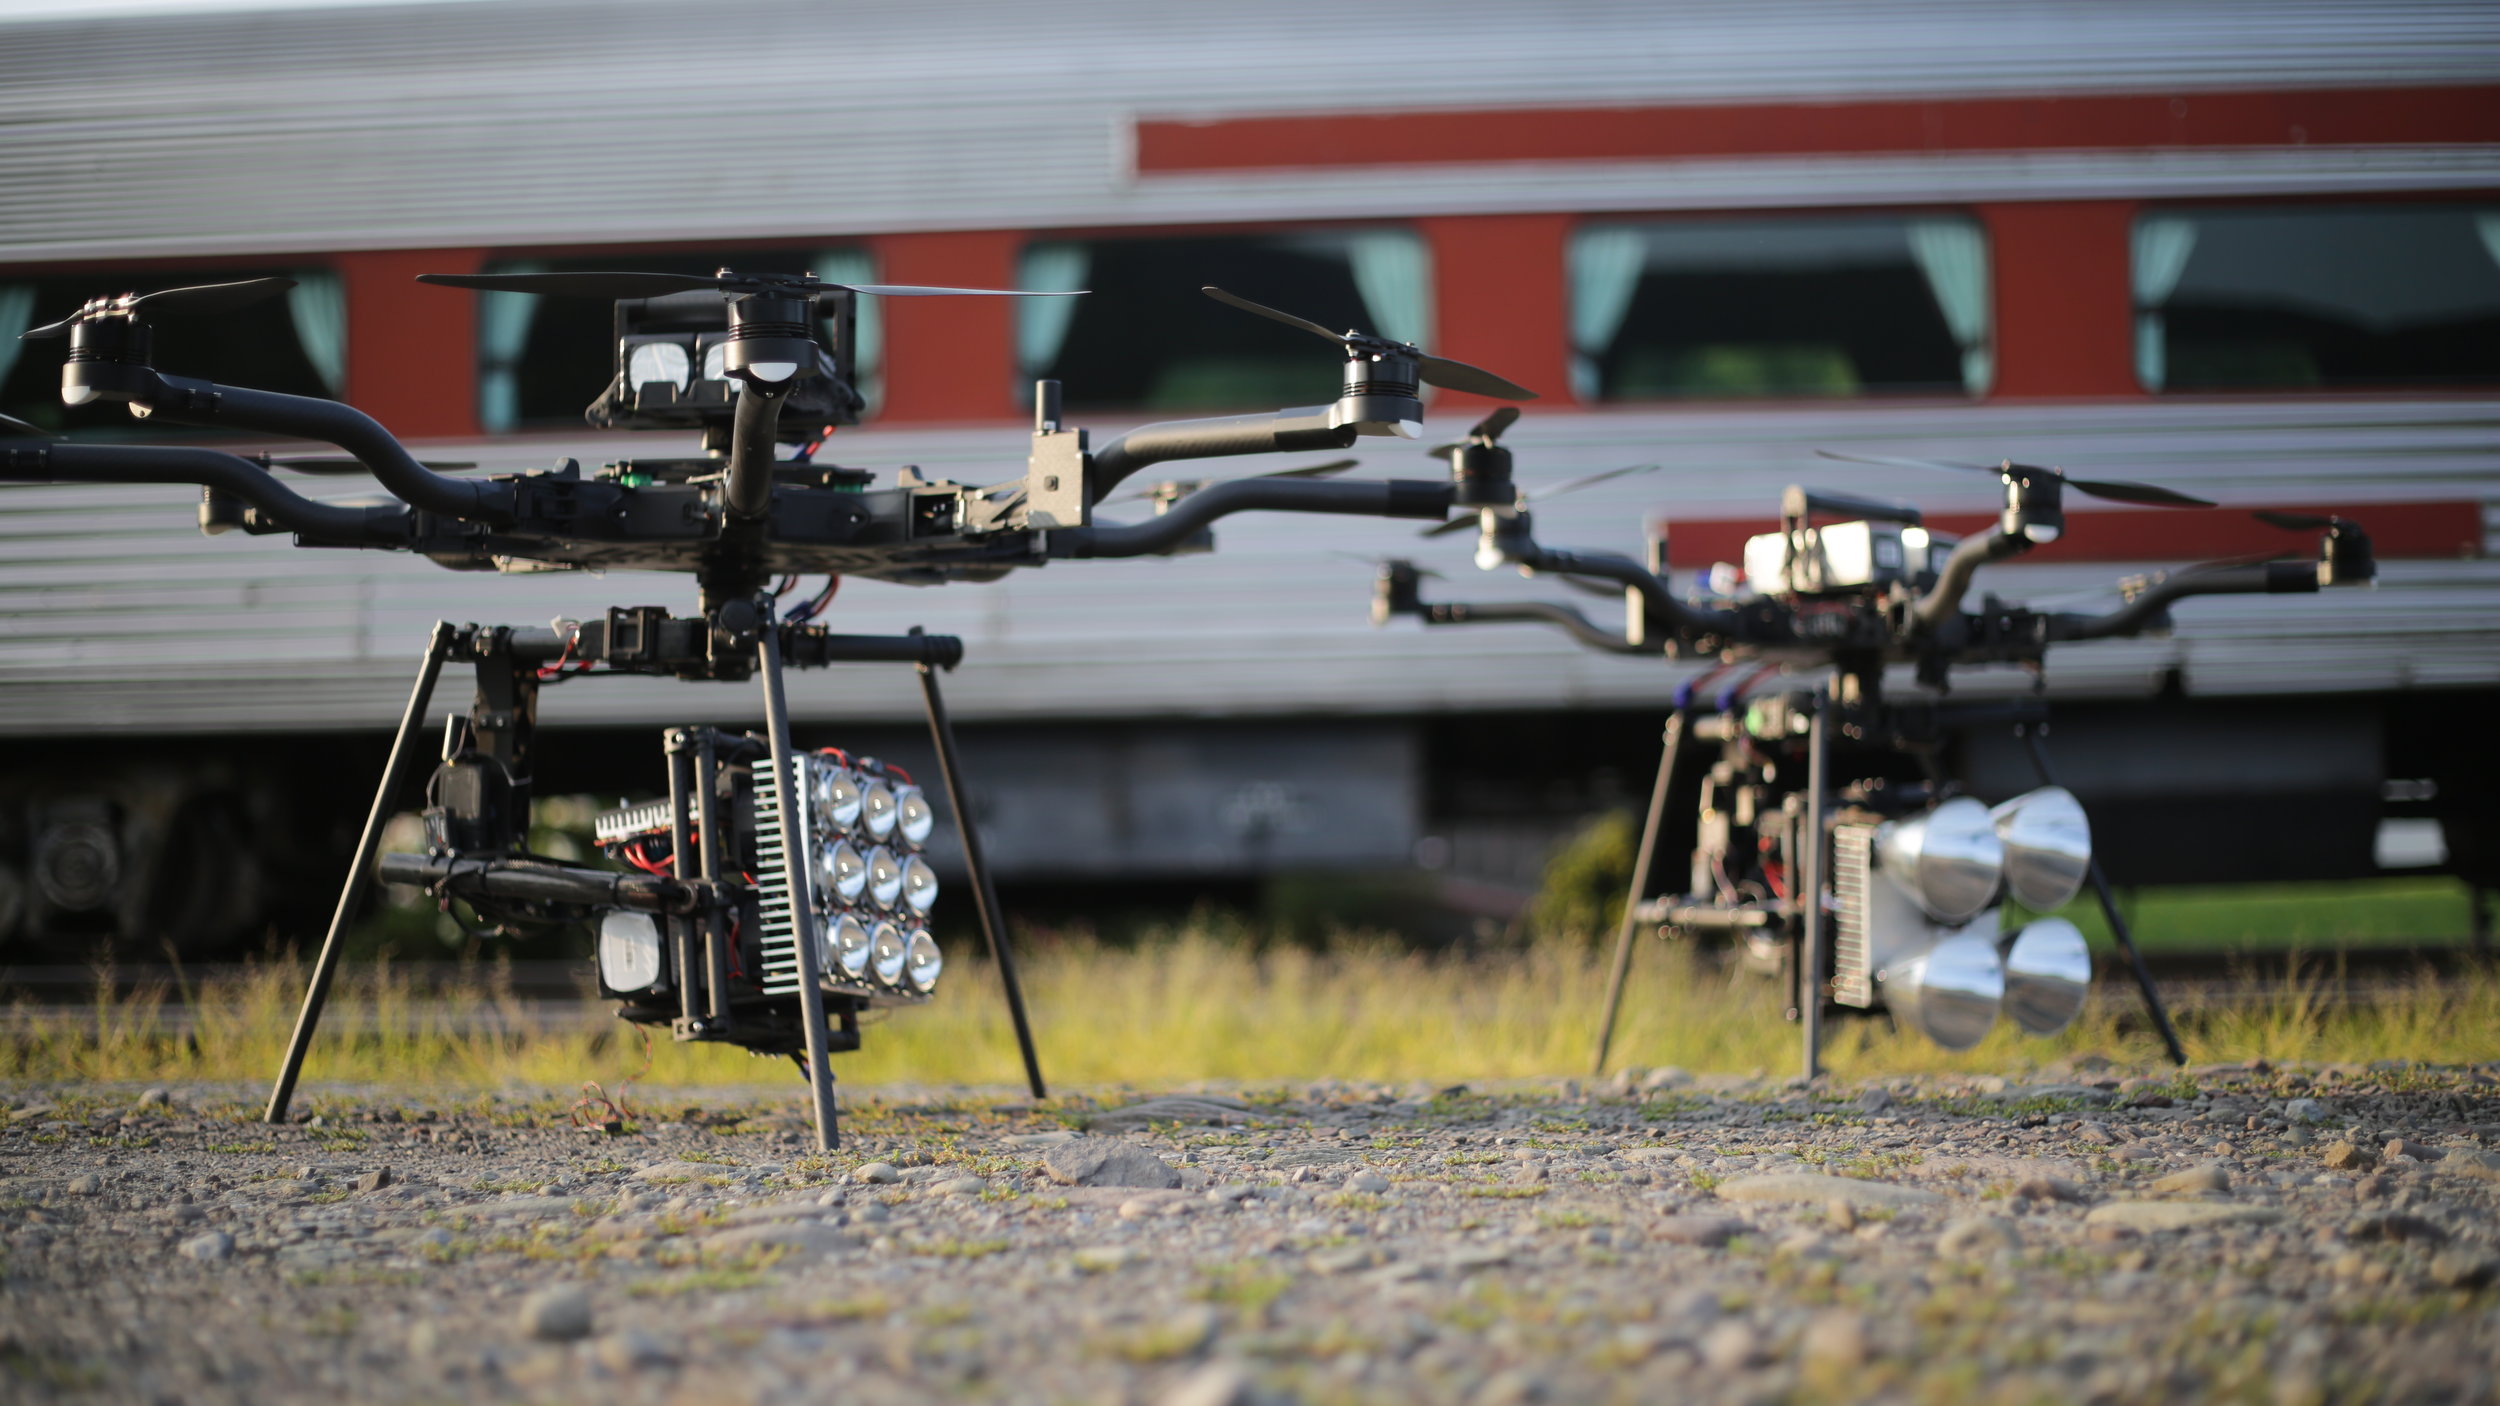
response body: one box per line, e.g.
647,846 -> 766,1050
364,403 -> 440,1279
1138,86 -> 2500,173
1645,501 -> 2484,571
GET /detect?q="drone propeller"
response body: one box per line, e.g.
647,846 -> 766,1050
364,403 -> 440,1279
1813,449 -> 2215,509
21,277 -> 299,340
1100,458 -> 1361,508
1200,287 -> 1537,401
1428,405 -> 1522,458
416,271 -> 1081,301
2253,509 -> 2342,531
1417,462 -> 1661,537
257,454 -> 478,475
0,411 -> 59,440
1329,551 -> 1445,579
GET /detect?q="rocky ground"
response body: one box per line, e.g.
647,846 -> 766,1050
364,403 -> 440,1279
4,1059 -> 2498,1405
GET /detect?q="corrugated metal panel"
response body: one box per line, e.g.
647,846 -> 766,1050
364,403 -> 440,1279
0,0 -> 2495,262
2,398 -> 2493,734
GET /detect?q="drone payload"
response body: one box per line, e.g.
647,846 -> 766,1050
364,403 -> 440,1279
2,270 -> 1539,1149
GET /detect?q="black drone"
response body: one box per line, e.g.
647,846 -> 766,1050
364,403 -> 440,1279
3,272 -> 1534,1149
1367,409 -> 2376,1078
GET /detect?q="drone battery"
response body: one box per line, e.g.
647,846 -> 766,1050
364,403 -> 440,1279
1743,521 -> 1953,596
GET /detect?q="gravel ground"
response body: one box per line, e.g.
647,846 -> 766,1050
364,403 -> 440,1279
5,1059 -> 2499,1405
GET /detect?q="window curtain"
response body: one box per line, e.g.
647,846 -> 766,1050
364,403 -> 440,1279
1345,229 -> 1431,348
1568,226 -> 1648,401
477,261 -> 546,433
288,270 -> 347,396
814,248 -> 881,406
0,284 -> 33,390
2131,218 -> 2199,392
1014,243 -> 1089,377
1907,220 -> 1994,395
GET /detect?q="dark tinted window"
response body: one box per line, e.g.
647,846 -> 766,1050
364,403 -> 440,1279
0,268 -> 335,437
1020,231 -> 1426,412
1571,216 -> 1989,401
2136,206 -> 2500,391
479,249 -> 876,430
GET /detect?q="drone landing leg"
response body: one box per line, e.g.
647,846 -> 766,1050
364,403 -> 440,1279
663,732 -> 703,1026
757,631 -> 840,1152
2019,725 -> 2187,1067
1592,712 -> 1685,1077
1799,688 -> 1830,1084
265,622 -> 454,1125
918,658 -> 1046,1099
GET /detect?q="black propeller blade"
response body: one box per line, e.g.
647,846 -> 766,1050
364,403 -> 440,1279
417,271 -> 1081,300
2254,509 -> 2340,531
1813,449 -> 2215,509
21,276 -> 298,340
1418,463 -> 1659,536
258,455 -> 478,475
1200,286 -> 1537,401
1429,405 -> 1521,458
0,411 -> 58,439
1329,551 -> 1444,578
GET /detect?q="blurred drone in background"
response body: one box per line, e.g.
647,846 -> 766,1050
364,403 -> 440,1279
1368,408 -> 2375,1076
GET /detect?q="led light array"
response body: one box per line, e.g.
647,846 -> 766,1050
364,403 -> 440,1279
1836,786 -> 2096,1049
800,752 -> 944,996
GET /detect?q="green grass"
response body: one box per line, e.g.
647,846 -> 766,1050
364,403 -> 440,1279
4,912 -> 2497,1092
2008,876 -> 2476,951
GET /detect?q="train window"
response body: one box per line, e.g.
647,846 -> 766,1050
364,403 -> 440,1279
1020,230 -> 1426,412
2135,206 -> 2500,392
1570,215 -> 1987,401
479,248 -> 880,430
0,268 -> 339,435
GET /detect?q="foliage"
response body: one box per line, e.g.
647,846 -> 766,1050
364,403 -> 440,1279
1523,809 -> 1639,947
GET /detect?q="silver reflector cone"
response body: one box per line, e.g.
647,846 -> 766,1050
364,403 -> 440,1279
2001,917 -> 2091,1035
1876,796 -> 2004,924
1990,786 -> 2092,911
1885,930 -> 2004,1050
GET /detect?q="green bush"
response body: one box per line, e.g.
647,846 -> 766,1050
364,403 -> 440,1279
1526,810 -> 1638,947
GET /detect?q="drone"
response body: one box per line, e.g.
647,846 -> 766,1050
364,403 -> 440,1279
3,272 -> 1535,1149
1367,409 -> 2377,1078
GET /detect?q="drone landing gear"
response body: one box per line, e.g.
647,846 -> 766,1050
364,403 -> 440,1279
262,611 -> 1044,1152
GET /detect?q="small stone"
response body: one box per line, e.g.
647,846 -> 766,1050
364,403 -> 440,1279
355,1168 -> 394,1193
179,1230 -> 234,1262
702,1223 -> 857,1257
137,1088 -> 171,1108
1825,1199 -> 1857,1231
64,1174 -> 101,1196
2428,1251 -> 2497,1290
2150,1164 -> 2230,1196
1937,1216 -> 2020,1260
1698,1320 -> 1761,1372
1716,1173 -> 1943,1209
2284,1098 -> 2326,1124
1651,1214 -> 1747,1247
1308,1246 -> 1375,1276
2384,1138 -> 2444,1163
851,1162 -> 902,1185
816,1187 -> 847,1207
2322,1142 -> 2377,1172
1640,1067 -> 1693,1091
933,1175 -> 986,1197
1856,1088 -> 1895,1115
2345,1212 -> 2447,1245
2353,1174 -> 2392,1200
1159,1360 -> 1252,1406
522,1285 -> 594,1341
1042,1137 -> 1182,1190
2439,1149 -> 2500,1183
1071,1245 -> 1140,1273
2083,1201 -> 2283,1233
591,1329 -> 676,1373
1471,1368 -> 1548,1406
1798,1310 -> 1869,1370
2014,1177 -> 2087,1203
1344,1171 -> 1392,1194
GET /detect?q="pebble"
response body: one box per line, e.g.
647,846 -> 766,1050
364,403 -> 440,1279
521,1285 -> 594,1341
1798,1310 -> 1870,1369
2322,1142 -> 2377,1171
178,1230 -> 233,1262
136,1088 -> 171,1108
2284,1097 -> 2327,1123
1698,1320 -> 1761,1372
355,1168 -> 394,1193
1936,1216 -> 2020,1260
852,1162 -> 903,1184
2440,1149 -> 2500,1183
1042,1137 -> 1182,1189
1159,1360 -> 1252,1406
2014,1176 -> 2087,1203
2345,1212 -> 2446,1245
2428,1252 -> 2497,1290
591,1329 -> 676,1373
1716,1173 -> 1944,1209
1345,1171 -> 1392,1194
1856,1088 -> 1894,1114
1071,1245 -> 1140,1273
933,1175 -> 987,1197
64,1174 -> 100,1195
2083,1201 -> 2284,1233
2384,1137 -> 2444,1162
2149,1164 -> 2231,1196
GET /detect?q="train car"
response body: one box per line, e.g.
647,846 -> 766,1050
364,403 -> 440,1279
0,0 -> 2494,956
